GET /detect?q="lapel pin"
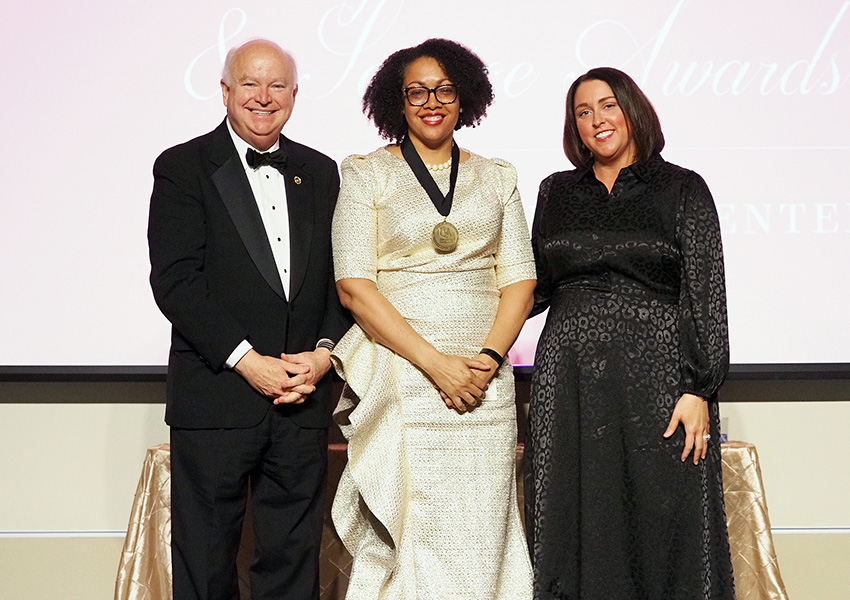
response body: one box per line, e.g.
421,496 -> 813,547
293,176 -> 302,185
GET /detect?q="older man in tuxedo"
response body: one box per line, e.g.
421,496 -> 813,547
148,39 -> 350,599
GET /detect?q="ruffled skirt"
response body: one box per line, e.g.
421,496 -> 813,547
331,269 -> 532,599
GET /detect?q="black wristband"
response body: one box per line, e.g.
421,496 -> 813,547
315,339 -> 335,352
479,347 -> 504,367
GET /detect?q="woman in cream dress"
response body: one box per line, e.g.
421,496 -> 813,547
330,39 -> 535,599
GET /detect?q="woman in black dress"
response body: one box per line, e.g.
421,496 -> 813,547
525,67 -> 736,599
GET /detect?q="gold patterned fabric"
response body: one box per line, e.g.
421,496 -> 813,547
115,443 -> 351,600
721,442 -> 789,600
116,441 -> 787,600
115,444 -> 172,600
330,148 -> 536,599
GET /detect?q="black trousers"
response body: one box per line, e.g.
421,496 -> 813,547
170,408 -> 328,600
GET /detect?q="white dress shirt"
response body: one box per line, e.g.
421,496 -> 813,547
224,120 -> 292,368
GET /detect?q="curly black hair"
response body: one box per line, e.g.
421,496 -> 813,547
362,38 -> 494,143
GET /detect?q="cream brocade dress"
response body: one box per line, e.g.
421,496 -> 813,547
330,148 -> 535,599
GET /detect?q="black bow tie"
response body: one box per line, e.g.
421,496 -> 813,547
246,147 -> 287,173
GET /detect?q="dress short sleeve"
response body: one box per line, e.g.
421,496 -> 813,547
489,158 -> 536,289
332,155 -> 379,282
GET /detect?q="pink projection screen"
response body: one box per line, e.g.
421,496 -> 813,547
0,0 -> 848,367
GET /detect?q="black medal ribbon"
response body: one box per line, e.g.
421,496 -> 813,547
400,135 -> 459,217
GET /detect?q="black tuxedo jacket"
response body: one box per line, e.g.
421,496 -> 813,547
148,120 -> 350,429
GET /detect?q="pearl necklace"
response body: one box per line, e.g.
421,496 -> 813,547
425,158 -> 452,172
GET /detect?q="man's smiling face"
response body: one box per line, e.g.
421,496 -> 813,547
221,40 -> 298,151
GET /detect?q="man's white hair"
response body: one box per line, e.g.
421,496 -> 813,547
221,39 -> 298,86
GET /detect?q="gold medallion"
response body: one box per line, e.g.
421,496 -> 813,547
432,220 -> 458,253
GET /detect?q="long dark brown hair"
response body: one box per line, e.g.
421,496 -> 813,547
563,67 -> 665,169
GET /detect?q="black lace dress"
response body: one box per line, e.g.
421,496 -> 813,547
525,155 -> 736,600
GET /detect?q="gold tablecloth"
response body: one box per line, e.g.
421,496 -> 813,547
721,441 -> 789,600
115,444 -> 172,600
116,441 -> 787,600
114,443 -> 352,600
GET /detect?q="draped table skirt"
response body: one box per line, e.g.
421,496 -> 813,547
115,441 -> 787,600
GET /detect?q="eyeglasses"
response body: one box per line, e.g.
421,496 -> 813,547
403,84 -> 459,106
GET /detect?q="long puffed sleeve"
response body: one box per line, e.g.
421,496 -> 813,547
676,172 -> 730,399
530,173 -> 556,317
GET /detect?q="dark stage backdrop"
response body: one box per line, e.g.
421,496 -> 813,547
1,0 -> 848,368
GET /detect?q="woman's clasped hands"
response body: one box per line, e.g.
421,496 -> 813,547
427,352 -> 498,413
